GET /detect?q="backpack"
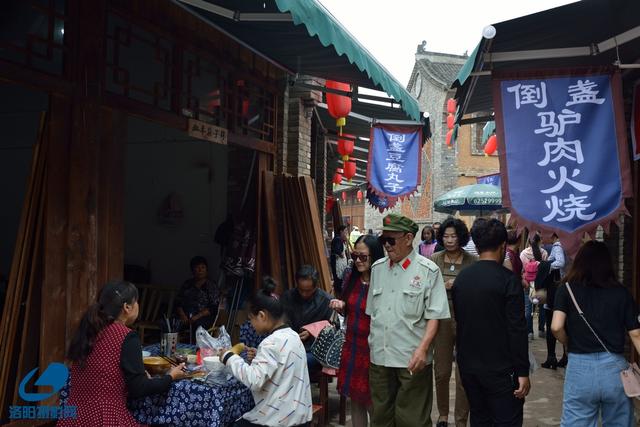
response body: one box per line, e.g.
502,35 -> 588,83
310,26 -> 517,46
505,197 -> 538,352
523,260 -> 539,283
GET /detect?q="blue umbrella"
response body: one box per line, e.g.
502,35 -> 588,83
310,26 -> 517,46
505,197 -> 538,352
434,183 -> 504,216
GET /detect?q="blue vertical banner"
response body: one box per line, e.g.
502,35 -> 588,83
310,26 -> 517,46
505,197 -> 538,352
493,69 -> 632,253
367,124 -> 422,208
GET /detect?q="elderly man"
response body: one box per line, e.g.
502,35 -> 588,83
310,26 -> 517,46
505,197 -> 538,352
367,214 -> 450,427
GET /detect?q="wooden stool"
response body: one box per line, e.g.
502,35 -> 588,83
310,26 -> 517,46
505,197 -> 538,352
318,371 -> 346,425
311,404 -> 324,427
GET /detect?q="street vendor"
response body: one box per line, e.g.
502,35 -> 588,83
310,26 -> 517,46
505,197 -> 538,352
367,213 -> 450,427
175,256 -> 220,337
59,281 -> 187,427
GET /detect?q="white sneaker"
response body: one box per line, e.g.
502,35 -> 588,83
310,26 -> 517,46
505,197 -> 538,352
528,333 -> 534,341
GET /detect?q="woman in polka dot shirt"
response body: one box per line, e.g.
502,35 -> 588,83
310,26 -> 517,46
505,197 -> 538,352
58,281 -> 187,426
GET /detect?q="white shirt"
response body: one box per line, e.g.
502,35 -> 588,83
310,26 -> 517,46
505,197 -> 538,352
226,327 -> 312,426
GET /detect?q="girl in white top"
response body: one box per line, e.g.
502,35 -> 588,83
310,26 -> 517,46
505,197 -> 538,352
222,278 -> 313,427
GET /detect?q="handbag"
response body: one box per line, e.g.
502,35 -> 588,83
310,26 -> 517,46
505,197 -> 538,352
565,283 -> 640,398
310,311 -> 345,370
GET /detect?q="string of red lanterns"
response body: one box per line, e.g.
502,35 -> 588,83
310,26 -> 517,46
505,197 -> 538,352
445,98 -> 457,150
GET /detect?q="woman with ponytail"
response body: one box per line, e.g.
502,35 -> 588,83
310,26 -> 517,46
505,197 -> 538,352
221,277 -> 313,427
58,281 -> 186,427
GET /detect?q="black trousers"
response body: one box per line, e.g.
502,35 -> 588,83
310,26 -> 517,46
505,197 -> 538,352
544,308 -> 566,361
460,371 -> 524,427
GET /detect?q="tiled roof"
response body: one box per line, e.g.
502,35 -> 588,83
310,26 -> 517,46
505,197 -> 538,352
414,51 -> 468,87
419,60 -> 464,86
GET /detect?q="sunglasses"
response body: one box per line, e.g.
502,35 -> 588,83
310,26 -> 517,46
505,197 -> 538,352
351,253 -> 369,262
378,234 -> 406,246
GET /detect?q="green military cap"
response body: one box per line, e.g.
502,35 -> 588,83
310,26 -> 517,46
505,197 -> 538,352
382,213 -> 419,235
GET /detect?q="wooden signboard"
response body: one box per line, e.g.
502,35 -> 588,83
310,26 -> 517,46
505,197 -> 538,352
188,118 -> 228,145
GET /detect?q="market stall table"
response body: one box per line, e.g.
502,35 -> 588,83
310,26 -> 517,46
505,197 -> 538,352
60,344 -> 254,427
132,343 -> 254,427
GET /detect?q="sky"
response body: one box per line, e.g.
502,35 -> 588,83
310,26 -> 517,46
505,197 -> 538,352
318,0 -> 577,87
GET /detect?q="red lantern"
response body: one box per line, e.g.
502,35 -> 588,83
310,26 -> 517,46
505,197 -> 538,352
445,129 -> 453,147
337,135 -> 355,161
332,171 -> 343,186
446,114 -> 455,130
326,80 -> 352,133
325,197 -> 335,213
343,161 -> 356,181
484,134 -> 498,156
356,190 -> 363,202
447,98 -> 457,114
341,191 -> 347,202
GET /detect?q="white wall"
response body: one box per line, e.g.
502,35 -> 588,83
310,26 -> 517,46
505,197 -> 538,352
124,116 -> 228,287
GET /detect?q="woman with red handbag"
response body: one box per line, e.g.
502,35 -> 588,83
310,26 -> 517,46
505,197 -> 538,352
551,241 -> 640,426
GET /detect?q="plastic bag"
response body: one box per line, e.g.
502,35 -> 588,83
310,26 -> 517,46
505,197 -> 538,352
195,325 -> 231,359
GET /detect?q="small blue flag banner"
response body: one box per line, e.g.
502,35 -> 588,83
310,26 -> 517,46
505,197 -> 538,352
476,173 -> 501,187
367,124 -> 422,206
493,69 -> 632,254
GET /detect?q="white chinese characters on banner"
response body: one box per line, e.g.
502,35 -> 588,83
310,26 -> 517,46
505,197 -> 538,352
511,80 -> 607,223
506,79 -> 606,223
507,82 -> 548,109
383,133 -> 407,193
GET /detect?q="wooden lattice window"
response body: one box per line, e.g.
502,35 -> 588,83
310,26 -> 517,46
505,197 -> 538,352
105,11 -> 172,110
0,0 -> 67,75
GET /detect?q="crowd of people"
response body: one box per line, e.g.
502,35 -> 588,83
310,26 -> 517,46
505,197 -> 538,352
59,213 -> 640,427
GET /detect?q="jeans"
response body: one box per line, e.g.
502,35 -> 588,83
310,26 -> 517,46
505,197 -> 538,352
524,291 -> 533,335
562,352 -> 634,427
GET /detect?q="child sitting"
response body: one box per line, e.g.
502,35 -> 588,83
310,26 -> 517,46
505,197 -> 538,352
222,277 -> 313,427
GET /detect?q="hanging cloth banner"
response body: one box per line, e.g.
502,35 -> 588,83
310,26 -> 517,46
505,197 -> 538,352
367,124 -> 422,205
493,68 -> 632,255
366,188 -> 398,213
631,82 -> 640,161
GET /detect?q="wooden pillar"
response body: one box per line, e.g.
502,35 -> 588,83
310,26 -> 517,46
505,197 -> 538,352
40,95 -> 71,388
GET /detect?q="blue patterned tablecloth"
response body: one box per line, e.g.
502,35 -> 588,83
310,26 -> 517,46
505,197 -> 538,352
137,343 -> 254,426
239,321 -> 266,348
129,377 -> 254,427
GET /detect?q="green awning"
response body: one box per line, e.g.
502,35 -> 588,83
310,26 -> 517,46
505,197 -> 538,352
451,41 -> 481,90
175,0 -> 420,121
451,0 -> 640,119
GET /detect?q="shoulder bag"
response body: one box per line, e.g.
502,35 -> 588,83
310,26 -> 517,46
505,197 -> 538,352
310,311 -> 345,370
565,283 -> 640,398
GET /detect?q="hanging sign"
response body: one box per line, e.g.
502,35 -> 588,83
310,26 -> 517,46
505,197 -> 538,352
493,69 -> 632,254
367,124 -> 422,204
188,118 -> 228,145
631,82 -> 640,161
366,188 -> 398,213
476,173 -> 501,187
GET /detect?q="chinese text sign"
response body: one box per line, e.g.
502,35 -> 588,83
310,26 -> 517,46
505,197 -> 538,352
367,125 -> 421,202
496,73 -> 624,233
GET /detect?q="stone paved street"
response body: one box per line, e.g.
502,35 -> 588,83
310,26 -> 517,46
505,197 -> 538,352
320,314 -> 640,426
